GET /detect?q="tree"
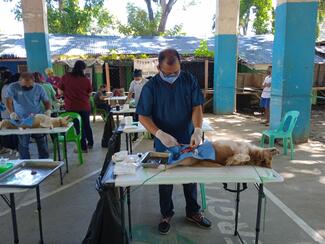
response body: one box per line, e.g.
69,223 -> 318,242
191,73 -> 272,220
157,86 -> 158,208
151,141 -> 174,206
316,0 -> 325,39
118,0 -> 196,36
3,0 -> 113,35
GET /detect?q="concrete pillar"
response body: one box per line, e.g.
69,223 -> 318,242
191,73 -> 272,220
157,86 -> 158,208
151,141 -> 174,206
271,0 -> 318,143
213,0 -> 240,114
94,63 -> 104,91
21,0 -> 51,75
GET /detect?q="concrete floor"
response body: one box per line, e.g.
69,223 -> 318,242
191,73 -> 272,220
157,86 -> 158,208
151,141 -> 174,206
0,111 -> 324,244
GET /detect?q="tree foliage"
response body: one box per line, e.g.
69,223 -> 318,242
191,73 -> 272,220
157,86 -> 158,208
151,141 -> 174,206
317,0 -> 325,39
118,0 -> 195,36
194,40 -> 214,58
3,0 -> 113,35
239,0 -> 273,35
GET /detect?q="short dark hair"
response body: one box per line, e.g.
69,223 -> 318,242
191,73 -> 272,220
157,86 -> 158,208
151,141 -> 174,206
158,48 -> 180,65
133,69 -> 142,78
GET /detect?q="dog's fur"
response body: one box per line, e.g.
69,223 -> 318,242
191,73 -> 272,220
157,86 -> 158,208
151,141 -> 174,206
0,114 -> 70,129
167,140 -> 279,169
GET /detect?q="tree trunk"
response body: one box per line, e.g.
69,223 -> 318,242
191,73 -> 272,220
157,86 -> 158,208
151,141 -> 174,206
144,0 -> 154,22
158,0 -> 177,34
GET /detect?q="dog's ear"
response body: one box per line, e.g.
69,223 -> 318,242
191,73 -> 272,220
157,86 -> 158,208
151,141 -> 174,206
269,148 -> 280,156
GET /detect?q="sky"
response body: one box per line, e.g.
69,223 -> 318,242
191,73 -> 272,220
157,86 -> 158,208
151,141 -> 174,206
0,0 -> 276,37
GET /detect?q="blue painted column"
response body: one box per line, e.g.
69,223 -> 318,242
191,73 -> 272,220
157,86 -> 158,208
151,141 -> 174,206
271,0 -> 318,143
213,0 -> 240,114
21,0 -> 51,74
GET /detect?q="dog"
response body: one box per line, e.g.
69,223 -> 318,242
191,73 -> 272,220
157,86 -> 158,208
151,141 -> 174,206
0,114 -> 70,129
166,140 -> 279,169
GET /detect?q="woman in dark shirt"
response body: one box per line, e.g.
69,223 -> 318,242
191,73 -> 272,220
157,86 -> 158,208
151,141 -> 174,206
58,60 -> 94,152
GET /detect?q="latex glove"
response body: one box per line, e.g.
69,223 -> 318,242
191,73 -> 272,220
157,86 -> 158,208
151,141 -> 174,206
10,112 -> 19,120
45,109 -> 52,117
190,127 -> 203,147
155,129 -> 179,148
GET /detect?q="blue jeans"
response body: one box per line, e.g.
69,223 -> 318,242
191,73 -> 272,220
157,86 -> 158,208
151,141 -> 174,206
18,134 -> 49,159
159,183 -> 200,218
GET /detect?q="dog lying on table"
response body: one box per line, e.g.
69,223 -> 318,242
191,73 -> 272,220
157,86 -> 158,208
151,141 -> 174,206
166,140 -> 279,169
0,114 -> 70,129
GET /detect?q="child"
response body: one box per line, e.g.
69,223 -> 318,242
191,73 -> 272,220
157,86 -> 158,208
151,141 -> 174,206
260,66 -> 272,126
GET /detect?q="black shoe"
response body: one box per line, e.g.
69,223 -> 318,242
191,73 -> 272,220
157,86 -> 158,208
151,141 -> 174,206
158,216 -> 171,235
186,212 -> 212,229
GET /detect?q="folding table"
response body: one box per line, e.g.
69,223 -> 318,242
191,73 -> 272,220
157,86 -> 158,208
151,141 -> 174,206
0,123 -> 73,184
102,163 -> 283,244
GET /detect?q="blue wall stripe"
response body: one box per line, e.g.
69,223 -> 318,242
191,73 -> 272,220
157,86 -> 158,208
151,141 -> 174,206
213,34 -> 237,114
24,32 -> 52,75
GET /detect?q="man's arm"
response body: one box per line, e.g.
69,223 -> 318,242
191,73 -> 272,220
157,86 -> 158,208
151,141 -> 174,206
5,97 -> 14,114
192,105 -> 203,128
139,115 -> 159,135
127,91 -> 133,101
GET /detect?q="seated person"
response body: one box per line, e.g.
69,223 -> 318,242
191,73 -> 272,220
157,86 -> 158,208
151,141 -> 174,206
5,72 -> 51,159
94,84 -> 111,112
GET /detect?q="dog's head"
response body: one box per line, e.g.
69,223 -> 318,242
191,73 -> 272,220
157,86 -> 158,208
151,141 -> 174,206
249,147 -> 279,168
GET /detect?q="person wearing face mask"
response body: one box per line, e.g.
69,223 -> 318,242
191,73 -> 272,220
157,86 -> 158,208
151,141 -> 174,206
127,69 -> 147,141
5,72 -> 51,159
137,48 -> 211,234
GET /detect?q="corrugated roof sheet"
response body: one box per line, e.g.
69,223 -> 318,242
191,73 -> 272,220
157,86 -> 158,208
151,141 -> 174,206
0,34 -> 324,64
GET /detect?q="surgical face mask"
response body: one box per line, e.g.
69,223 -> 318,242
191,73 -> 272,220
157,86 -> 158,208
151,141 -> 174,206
159,71 -> 180,84
21,86 -> 33,91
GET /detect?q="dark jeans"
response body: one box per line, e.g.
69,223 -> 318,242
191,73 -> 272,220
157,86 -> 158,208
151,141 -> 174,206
159,183 -> 200,218
18,134 -> 49,159
69,111 -> 94,150
96,103 -> 111,113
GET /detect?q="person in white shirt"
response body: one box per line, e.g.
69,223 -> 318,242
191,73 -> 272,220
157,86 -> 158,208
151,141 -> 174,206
260,66 -> 272,126
127,69 -> 148,141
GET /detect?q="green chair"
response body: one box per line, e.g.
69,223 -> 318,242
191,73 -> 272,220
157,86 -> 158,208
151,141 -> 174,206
90,95 -> 108,123
53,112 -> 84,165
260,110 -> 300,160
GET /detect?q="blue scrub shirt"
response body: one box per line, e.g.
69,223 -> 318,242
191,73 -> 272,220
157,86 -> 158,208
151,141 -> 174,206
5,82 -> 49,119
136,71 -> 204,152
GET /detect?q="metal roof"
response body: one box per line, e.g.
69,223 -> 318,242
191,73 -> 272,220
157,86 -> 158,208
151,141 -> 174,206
0,34 -> 324,64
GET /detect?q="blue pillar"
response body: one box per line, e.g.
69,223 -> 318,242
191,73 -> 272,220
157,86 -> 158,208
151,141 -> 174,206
213,0 -> 239,114
22,0 -> 51,75
271,0 -> 318,143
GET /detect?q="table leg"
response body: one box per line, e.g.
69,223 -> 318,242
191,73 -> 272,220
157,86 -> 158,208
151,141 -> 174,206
56,134 -> 63,185
126,187 -> 132,239
120,187 -> 126,244
125,133 -> 129,152
63,133 -> 69,173
129,134 -> 133,154
116,114 -> 120,127
234,183 -> 240,236
255,183 -> 264,244
36,186 -> 44,244
9,193 -> 19,244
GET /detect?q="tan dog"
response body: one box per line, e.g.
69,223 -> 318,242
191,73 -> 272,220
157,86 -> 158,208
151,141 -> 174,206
0,114 -> 70,129
167,140 -> 279,169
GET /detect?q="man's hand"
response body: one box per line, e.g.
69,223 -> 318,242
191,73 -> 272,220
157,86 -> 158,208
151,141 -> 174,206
155,129 -> 179,148
190,127 -> 203,147
45,110 -> 52,117
10,112 -> 19,120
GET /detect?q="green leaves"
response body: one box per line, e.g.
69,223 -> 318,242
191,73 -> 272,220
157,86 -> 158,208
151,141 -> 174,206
194,40 -> 214,58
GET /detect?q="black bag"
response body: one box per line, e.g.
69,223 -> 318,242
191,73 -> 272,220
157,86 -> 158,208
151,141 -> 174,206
82,132 -> 129,244
101,113 -> 116,148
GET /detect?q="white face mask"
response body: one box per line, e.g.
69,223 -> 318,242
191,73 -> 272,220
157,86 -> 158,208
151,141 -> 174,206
159,71 -> 180,84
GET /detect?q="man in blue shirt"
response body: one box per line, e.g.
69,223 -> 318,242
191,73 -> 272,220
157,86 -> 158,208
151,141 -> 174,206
5,72 -> 52,159
137,48 -> 212,234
